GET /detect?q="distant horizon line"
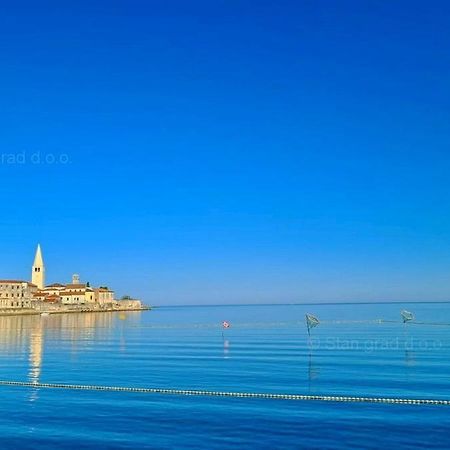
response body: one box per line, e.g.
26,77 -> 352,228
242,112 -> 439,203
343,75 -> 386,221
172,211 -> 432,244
153,300 -> 450,308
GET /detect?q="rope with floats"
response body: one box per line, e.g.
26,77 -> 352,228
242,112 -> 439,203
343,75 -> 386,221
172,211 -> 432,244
0,380 -> 449,406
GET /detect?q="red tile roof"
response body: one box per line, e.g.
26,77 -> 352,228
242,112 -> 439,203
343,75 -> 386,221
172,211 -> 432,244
33,292 -> 46,297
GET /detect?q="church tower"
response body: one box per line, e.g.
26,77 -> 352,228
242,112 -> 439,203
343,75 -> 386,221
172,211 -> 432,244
32,244 -> 45,289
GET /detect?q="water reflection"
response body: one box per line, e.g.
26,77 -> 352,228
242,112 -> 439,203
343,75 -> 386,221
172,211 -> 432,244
0,312 -> 142,401
28,320 -> 44,402
29,321 -> 43,382
223,339 -> 230,359
308,352 -> 320,382
404,349 -> 416,367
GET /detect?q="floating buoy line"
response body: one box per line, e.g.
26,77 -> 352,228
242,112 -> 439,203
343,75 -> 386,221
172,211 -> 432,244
0,380 -> 449,406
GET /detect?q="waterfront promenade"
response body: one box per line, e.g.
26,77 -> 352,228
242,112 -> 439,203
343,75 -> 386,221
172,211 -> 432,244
0,303 -> 150,316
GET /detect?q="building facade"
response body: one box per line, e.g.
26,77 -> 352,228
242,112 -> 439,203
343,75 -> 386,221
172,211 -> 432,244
0,281 -> 37,309
94,287 -> 115,306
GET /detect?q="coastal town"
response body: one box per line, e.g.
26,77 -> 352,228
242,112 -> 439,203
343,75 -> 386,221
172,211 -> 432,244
0,245 -> 147,315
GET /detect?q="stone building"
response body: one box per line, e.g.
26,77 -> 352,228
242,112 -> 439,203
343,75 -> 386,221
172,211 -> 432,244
0,280 -> 37,309
94,287 -> 115,306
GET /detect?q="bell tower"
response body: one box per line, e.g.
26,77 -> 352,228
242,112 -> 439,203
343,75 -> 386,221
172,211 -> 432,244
32,244 -> 45,289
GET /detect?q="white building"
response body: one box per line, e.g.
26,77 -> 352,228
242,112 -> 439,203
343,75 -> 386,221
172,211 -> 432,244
59,274 -> 98,306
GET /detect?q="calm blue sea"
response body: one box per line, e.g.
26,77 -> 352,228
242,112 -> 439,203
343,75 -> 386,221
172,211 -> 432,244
0,303 -> 450,449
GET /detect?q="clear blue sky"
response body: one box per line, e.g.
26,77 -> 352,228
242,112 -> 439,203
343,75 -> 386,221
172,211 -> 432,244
0,1 -> 449,304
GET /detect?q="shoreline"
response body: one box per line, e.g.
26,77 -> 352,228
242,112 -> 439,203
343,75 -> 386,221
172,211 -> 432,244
0,306 -> 151,316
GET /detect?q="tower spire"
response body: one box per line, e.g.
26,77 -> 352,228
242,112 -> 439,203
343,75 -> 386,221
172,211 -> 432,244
33,244 -> 43,266
32,244 -> 45,289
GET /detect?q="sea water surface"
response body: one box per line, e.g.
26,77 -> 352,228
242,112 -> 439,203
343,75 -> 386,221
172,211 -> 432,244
0,303 -> 450,449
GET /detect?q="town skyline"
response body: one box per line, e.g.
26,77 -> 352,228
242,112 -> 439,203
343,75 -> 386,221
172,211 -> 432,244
0,244 -> 143,313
